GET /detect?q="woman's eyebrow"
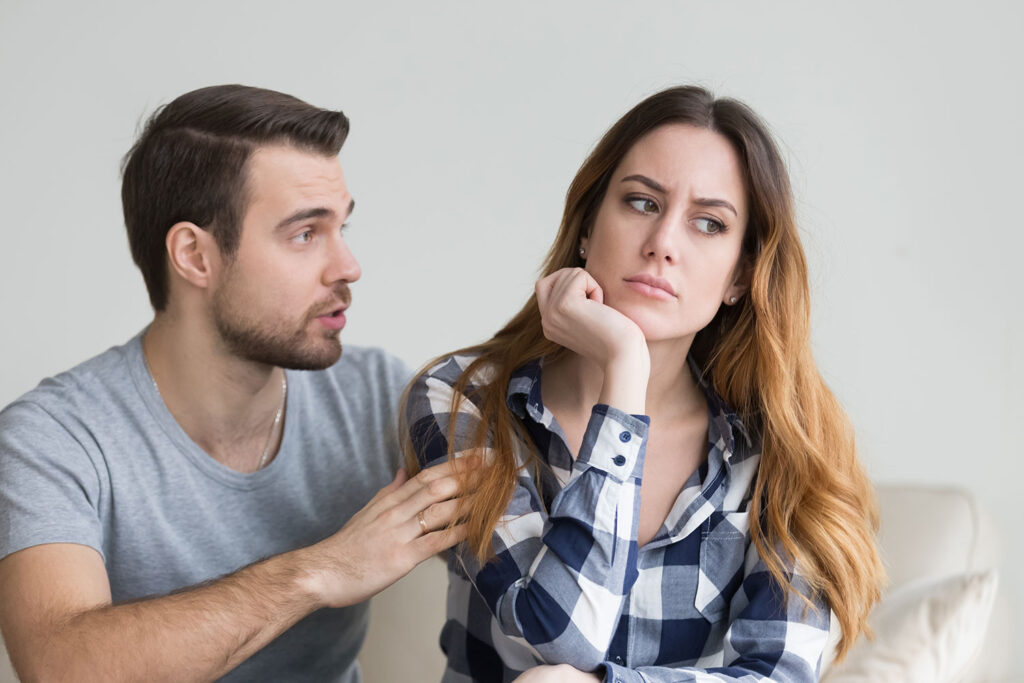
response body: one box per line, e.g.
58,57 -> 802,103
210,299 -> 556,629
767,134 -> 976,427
620,174 -> 666,193
622,174 -> 737,217
693,197 -> 737,216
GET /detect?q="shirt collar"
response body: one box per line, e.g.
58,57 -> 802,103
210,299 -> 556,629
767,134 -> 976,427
506,356 -> 753,456
686,356 -> 753,454
507,359 -> 545,423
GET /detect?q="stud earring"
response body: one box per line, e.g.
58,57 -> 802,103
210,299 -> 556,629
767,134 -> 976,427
729,296 -> 737,304
579,247 -> 586,257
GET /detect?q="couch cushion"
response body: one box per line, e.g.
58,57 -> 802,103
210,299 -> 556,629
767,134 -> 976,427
821,570 -> 998,683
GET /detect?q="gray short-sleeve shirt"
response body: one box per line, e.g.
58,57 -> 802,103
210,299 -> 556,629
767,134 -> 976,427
0,331 -> 411,682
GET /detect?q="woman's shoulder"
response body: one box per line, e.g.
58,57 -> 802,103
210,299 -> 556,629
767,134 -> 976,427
404,352 -> 504,466
414,352 -> 499,393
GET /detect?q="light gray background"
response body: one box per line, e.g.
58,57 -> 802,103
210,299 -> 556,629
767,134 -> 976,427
1,0 -> 1021,654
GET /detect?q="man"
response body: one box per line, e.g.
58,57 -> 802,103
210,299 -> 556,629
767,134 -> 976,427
0,85 -> 470,681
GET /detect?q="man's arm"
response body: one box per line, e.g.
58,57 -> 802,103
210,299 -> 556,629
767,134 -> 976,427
0,461 -> 472,683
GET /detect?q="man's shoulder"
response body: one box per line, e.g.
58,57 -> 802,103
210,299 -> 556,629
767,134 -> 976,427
319,345 -> 409,383
297,345 -> 412,407
333,345 -> 407,374
1,337 -> 140,426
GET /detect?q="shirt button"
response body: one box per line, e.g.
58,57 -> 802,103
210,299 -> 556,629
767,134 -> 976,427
614,655 -> 624,664
613,455 -> 626,466
619,431 -> 631,443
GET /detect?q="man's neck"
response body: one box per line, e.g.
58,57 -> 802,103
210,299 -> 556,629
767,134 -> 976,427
142,310 -> 287,470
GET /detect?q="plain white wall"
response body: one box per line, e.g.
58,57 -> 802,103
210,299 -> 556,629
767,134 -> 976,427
1,0 -> 1020,654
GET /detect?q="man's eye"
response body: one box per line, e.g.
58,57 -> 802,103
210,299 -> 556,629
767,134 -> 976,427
293,230 -> 314,244
694,217 -> 725,235
626,197 -> 659,214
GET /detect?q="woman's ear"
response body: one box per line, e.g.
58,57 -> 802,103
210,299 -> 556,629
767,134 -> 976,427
165,222 -> 220,292
724,255 -> 753,305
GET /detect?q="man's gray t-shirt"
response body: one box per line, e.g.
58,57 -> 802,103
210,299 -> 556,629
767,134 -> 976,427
0,332 -> 411,682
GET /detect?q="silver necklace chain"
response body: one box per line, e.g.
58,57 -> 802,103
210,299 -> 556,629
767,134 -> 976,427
150,370 -> 288,471
258,373 -> 288,469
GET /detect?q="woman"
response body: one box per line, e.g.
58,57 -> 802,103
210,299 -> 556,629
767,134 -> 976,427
402,85 -> 883,682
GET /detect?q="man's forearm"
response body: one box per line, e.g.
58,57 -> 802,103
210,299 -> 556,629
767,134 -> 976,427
20,548 -> 321,683
4,462 -> 472,682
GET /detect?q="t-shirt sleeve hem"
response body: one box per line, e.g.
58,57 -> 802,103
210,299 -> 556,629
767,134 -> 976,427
1,529 -> 105,564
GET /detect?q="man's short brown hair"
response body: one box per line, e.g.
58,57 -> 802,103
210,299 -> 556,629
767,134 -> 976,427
121,84 -> 350,310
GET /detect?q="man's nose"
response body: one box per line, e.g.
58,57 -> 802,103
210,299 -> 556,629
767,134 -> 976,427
323,234 -> 361,285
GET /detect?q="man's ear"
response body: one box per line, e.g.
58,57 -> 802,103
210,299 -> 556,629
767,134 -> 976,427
165,222 -> 220,292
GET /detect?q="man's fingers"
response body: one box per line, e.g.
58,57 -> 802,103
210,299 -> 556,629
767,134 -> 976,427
412,498 -> 462,537
379,456 -> 480,508
398,458 -> 486,520
361,467 -> 410,510
412,522 -> 469,555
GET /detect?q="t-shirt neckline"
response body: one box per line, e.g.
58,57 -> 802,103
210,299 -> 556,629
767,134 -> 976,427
125,328 -> 296,490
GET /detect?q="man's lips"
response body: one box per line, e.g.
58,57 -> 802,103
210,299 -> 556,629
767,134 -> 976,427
315,304 -> 349,330
624,273 -> 677,300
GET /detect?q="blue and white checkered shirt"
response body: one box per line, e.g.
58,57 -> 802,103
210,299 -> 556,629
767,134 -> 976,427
406,354 -> 830,683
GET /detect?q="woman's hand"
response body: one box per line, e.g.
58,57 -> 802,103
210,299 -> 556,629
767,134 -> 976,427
536,268 -> 649,413
536,268 -> 646,369
512,664 -> 603,683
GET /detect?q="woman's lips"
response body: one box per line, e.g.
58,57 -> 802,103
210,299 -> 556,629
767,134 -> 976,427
623,276 -> 677,301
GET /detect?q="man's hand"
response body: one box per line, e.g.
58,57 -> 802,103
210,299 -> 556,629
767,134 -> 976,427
513,664 -> 603,683
0,457 -> 479,682
297,456 -> 478,608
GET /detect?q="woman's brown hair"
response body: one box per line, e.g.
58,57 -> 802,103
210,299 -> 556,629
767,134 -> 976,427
402,85 -> 884,660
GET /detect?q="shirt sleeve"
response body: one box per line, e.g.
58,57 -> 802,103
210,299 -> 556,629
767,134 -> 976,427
600,545 -> 830,683
0,400 -> 105,561
404,358 -> 650,670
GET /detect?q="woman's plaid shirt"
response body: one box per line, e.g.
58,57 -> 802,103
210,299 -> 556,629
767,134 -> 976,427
406,354 -> 830,683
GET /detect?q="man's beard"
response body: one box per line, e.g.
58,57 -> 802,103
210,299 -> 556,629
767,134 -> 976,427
212,285 -> 351,371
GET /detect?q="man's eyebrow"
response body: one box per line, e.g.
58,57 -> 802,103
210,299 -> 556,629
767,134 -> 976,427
274,199 -> 355,230
621,174 -> 737,217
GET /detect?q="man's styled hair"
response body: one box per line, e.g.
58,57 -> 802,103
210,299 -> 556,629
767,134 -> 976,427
121,84 -> 350,310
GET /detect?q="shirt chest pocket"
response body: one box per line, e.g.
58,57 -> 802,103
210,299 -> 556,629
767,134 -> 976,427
695,511 -> 750,623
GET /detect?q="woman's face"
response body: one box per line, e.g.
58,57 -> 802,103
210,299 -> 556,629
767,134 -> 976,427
581,123 -> 750,344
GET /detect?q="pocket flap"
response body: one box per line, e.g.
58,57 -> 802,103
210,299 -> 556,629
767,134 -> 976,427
695,511 -> 749,622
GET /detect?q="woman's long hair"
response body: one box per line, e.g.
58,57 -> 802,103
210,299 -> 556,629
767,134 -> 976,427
401,85 -> 884,660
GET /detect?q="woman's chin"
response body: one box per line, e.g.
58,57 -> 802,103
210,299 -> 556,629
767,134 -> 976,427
615,308 -> 702,345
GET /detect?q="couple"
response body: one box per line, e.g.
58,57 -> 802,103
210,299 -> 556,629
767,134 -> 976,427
0,84 -> 882,682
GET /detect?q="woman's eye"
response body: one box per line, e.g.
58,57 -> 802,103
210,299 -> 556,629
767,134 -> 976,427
626,197 -> 659,214
694,217 -> 725,235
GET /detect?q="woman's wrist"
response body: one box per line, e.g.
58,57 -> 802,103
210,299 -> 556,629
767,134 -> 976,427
598,350 -> 649,415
